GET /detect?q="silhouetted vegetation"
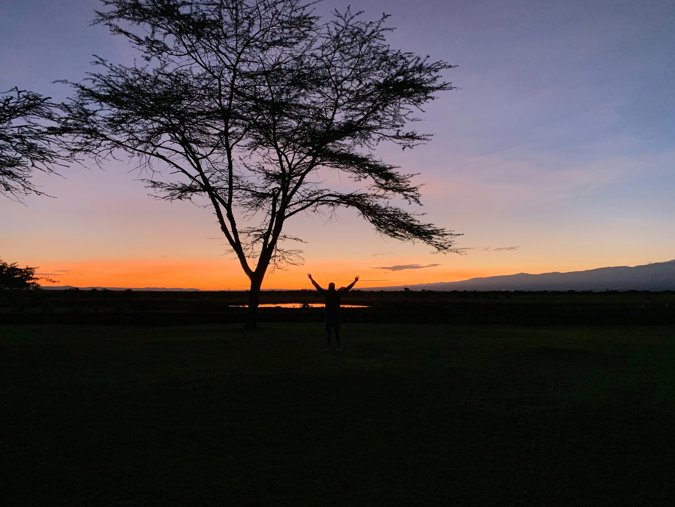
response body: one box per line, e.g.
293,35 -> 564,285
0,88 -> 63,199
3,289 -> 675,325
60,0 -> 458,327
0,259 -> 40,289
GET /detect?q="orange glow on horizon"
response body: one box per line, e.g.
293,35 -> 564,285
38,258 -> 248,291
35,257 -> 499,290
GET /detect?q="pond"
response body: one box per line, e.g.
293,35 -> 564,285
229,303 -> 369,309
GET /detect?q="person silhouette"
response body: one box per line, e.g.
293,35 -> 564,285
307,273 -> 359,351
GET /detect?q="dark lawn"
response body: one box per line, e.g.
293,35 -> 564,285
2,323 -> 675,505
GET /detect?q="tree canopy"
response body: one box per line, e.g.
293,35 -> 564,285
0,88 -> 63,200
0,259 -> 40,289
61,0 -> 459,325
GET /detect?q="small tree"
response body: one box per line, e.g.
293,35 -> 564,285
0,259 -> 40,289
0,88 -> 62,200
62,0 -> 459,327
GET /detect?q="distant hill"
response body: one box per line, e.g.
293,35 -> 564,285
395,260 -> 675,292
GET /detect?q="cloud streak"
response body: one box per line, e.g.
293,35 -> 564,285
372,263 -> 441,272
483,245 -> 520,252
38,269 -> 72,276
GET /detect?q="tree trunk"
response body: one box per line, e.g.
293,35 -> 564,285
244,275 -> 264,330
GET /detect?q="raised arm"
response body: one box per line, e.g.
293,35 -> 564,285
341,276 -> 360,292
307,273 -> 325,293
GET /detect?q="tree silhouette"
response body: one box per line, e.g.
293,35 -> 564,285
0,88 -> 62,200
0,259 -> 40,289
61,0 -> 459,327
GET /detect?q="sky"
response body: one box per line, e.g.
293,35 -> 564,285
2,0 -> 675,290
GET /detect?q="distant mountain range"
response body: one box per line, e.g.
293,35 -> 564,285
394,259 -> 675,292
40,259 -> 675,292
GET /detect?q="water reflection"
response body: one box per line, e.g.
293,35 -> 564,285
230,303 -> 369,309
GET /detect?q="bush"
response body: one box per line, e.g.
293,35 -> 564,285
0,259 -> 39,289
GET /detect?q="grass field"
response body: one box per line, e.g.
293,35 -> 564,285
3,322 -> 675,505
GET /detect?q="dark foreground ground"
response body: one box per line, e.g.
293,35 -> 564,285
2,320 -> 675,505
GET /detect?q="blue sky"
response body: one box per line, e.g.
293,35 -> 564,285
2,0 -> 674,289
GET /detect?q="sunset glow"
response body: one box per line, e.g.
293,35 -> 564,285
3,0 -> 675,290
33,256 -> 501,291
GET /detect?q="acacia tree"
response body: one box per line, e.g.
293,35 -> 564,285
0,88 -> 62,200
0,259 -> 40,289
62,0 -> 459,327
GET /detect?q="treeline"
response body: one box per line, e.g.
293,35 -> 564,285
2,289 -> 675,326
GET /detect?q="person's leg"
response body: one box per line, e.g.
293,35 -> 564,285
334,320 -> 341,351
325,317 -> 332,349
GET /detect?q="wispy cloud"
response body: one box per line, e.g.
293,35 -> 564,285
492,246 -> 520,252
38,269 -> 72,276
372,263 -> 441,272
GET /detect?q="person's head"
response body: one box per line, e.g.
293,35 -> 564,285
328,282 -> 336,291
